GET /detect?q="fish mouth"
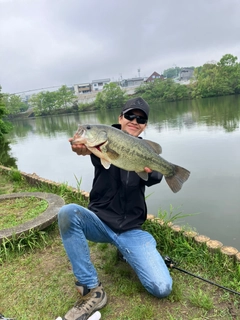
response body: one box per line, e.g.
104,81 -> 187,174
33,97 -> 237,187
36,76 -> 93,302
91,141 -> 107,152
74,126 -> 107,151
76,127 -> 85,137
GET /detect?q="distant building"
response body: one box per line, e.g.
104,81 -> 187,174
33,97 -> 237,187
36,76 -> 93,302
74,83 -> 92,95
120,77 -> 145,87
179,68 -> 194,81
145,71 -> 164,82
92,78 -> 111,91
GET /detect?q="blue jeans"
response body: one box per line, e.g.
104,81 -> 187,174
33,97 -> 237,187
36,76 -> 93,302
58,204 -> 172,298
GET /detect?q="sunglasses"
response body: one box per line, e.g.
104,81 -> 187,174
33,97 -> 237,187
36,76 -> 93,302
123,113 -> 148,124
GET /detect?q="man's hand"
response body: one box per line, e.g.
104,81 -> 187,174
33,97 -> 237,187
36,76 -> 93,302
69,138 -> 92,156
144,167 -> 152,173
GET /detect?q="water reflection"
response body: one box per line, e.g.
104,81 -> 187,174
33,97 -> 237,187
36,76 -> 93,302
8,95 -> 240,142
0,138 -> 17,167
150,95 -> 240,132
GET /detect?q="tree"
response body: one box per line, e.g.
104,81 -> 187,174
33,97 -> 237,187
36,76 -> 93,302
55,85 -> 77,109
28,92 -> 46,115
95,83 -> 128,109
135,78 -> 191,102
217,54 -> 240,94
218,54 -> 238,67
191,63 -> 219,98
191,54 -> 240,98
28,86 -> 77,116
163,67 -> 181,79
0,87 -> 12,138
3,94 -> 28,116
42,91 -> 58,113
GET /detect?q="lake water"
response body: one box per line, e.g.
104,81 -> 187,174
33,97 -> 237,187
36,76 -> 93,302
4,95 -> 240,250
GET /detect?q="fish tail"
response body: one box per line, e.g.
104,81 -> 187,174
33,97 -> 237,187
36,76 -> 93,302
165,165 -> 190,193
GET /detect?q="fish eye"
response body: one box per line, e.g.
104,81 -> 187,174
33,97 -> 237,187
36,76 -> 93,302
86,125 -> 91,130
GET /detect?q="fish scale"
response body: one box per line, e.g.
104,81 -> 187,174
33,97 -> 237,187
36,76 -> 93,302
73,124 -> 190,193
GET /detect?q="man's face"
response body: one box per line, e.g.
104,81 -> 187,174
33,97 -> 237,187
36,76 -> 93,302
119,109 -> 147,137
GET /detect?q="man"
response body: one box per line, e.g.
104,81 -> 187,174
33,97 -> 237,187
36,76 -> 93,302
58,97 -> 172,320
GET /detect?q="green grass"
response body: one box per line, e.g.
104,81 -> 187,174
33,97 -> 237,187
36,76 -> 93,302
0,197 -> 48,228
0,167 -> 240,320
189,289 -> 213,310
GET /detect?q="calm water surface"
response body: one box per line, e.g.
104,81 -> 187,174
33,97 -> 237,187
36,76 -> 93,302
4,95 -> 240,249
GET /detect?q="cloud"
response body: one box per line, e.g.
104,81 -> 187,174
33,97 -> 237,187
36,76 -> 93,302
0,0 -> 240,93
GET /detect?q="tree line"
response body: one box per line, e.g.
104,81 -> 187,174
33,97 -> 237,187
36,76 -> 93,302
27,85 -> 77,115
2,85 -> 77,118
1,53 -> 240,130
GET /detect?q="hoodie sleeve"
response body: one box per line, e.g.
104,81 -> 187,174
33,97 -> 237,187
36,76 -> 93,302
145,171 -> 163,187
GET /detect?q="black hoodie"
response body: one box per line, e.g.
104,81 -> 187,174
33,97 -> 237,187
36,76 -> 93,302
88,124 -> 163,233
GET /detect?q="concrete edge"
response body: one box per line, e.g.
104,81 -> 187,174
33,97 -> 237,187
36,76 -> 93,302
0,191 -> 65,244
1,165 -> 239,262
147,215 -> 240,263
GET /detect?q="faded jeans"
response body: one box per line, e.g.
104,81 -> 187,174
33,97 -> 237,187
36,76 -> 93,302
58,203 -> 172,298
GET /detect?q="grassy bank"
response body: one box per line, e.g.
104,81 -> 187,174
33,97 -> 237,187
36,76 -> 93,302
0,168 -> 240,320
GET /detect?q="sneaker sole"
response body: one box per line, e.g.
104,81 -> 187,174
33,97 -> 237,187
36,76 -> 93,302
96,291 -> 108,310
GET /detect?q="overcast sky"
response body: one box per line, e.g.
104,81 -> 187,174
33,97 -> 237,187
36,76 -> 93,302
1,0 -> 240,94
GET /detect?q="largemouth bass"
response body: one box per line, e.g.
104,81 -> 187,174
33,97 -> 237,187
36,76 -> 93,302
72,124 -> 190,193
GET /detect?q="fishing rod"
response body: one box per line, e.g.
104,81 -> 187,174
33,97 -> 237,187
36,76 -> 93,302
164,256 -> 240,296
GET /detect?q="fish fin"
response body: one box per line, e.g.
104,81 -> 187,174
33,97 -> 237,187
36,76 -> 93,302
122,131 -> 162,154
136,171 -> 149,181
165,165 -> 190,193
143,140 -> 162,154
105,147 -> 120,160
101,159 -> 111,169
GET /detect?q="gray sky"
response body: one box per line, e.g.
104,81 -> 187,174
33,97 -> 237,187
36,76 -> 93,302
1,0 -> 240,94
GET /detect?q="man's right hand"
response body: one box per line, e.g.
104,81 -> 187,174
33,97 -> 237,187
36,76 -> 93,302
69,138 -> 92,156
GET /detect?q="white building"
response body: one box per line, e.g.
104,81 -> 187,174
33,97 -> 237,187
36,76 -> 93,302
92,78 -> 111,91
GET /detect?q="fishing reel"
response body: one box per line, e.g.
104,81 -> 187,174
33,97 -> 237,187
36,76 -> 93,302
164,256 -> 177,268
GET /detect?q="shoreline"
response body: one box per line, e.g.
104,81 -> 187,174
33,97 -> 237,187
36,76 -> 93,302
1,164 -> 240,263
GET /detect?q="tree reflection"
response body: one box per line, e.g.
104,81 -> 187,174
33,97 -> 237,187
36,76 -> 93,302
6,95 -> 240,139
0,138 -> 17,167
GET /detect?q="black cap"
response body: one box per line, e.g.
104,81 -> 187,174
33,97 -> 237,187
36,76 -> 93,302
121,97 -> 149,119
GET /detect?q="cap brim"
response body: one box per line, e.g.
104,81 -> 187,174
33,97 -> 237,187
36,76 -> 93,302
122,107 -> 148,119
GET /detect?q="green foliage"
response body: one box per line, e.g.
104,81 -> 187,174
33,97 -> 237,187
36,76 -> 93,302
95,82 -> 128,109
191,54 -> 240,98
6,168 -> 23,182
33,91 -> 58,115
163,66 -> 181,79
135,54 -> 240,103
29,85 -> 77,116
0,228 -> 49,262
78,101 -> 95,111
55,85 -> 77,109
0,87 -> 13,138
0,139 -> 17,167
3,94 -> 28,116
157,204 -> 197,225
135,78 -> 191,102
189,289 -> 213,310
